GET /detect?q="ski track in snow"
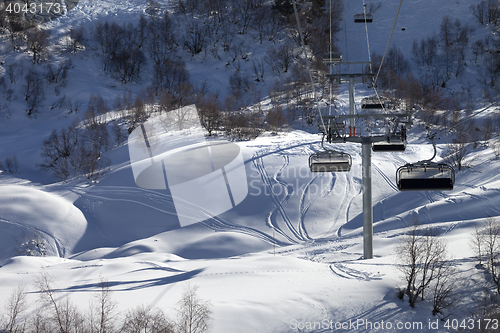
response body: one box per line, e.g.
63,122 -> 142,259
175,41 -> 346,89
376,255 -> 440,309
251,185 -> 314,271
329,263 -> 384,281
0,217 -> 65,257
332,172 -> 352,237
72,185 -> 285,247
252,151 -> 302,244
297,173 -> 320,241
372,162 -> 398,192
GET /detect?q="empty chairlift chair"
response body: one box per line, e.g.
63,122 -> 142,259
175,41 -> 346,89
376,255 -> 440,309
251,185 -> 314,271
372,140 -> 406,152
322,52 -> 343,64
309,151 -> 352,172
354,13 -> 373,23
361,96 -> 385,109
396,162 -> 455,191
372,127 -> 407,152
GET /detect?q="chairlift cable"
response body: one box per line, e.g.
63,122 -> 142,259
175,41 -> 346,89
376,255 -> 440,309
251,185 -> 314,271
373,0 -> 403,86
423,100 -> 500,147
329,0 -> 333,116
291,0 -> 327,133
368,0 -> 403,119
362,0 -> 373,74
446,100 -> 500,134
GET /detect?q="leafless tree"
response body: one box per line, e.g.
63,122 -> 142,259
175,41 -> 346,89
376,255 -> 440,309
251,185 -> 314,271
24,68 -> 45,116
88,278 -> 116,333
83,93 -> 109,129
35,271 -> 83,333
112,122 -> 125,146
39,125 -> 79,180
112,47 -> 147,83
265,42 -> 295,74
251,58 -> 265,82
483,217 -> 500,295
266,105 -> 287,134
0,155 -> 19,173
176,285 -> 212,333
471,0 -> 500,25
8,29 -> 26,51
471,223 -> 486,266
397,220 -> 453,308
445,129 -> 473,170
183,19 -> 207,55
198,95 -> 221,136
431,260 -> 458,316
147,10 -> 177,66
152,59 -> 190,97
121,305 -> 175,333
2,284 -> 28,333
44,60 -> 70,86
26,27 -> 51,64
6,63 -> 23,84
66,25 -> 86,54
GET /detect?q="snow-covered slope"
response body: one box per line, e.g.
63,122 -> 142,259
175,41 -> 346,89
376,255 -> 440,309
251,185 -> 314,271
0,0 -> 499,332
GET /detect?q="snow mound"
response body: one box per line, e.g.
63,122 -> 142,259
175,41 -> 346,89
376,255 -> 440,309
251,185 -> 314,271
0,185 -> 87,264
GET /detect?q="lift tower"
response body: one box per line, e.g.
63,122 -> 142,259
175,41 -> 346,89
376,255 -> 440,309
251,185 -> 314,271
321,60 -> 408,259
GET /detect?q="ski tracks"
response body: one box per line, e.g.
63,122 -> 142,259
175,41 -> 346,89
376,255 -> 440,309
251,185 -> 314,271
253,152 -> 303,243
372,162 -> 398,192
329,263 -> 384,281
73,185 -> 284,247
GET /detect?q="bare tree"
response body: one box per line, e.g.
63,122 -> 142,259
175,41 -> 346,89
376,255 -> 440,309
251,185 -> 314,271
176,285 -> 212,333
483,217 -> 500,295
265,42 -> 295,74
112,122 -> 126,146
35,271 -> 83,333
431,260 -> 458,316
66,25 -> 86,54
266,105 -> 287,134
112,47 -> 147,83
445,129 -> 472,170
1,155 -> 19,173
2,284 -> 28,333
471,223 -> 486,266
26,27 -> 51,64
44,60 -> 70,86
24,68 -> 45,116
89,278 -> 116,333
396,220 -> 453,308
183,19 -> 207,55
39,125 -> 79,180
121,306 -> 175,333
6,63 -> 23,84
198,95 -> 221,136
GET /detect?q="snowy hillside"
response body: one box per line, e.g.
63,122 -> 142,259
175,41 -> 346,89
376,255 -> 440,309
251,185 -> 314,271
0,0 -> 499,332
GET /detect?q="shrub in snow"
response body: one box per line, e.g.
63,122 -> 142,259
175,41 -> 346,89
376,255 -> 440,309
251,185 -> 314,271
0,156 -> 18,173
15,230 -> 47,257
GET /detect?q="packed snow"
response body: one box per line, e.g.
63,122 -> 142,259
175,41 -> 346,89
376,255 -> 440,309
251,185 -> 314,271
0,0 -> 499,332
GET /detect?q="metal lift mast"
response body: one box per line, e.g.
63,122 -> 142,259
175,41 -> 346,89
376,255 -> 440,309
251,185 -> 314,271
324,62 -> 408,259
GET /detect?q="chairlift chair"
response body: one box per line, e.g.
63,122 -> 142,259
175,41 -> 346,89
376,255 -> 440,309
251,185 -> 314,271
309,150 -> 352,172
361,96 -> 386,109
372,141 -> 406,152
373,126 -> 407,152
396,162 -> 455,191
322,52 -> 342,64
395,134 -> 455,191
354,13 -> 373,23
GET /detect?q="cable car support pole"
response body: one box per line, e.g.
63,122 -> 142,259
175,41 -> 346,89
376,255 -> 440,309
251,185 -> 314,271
362,139 -> 373,259
349,76 -> 355,135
